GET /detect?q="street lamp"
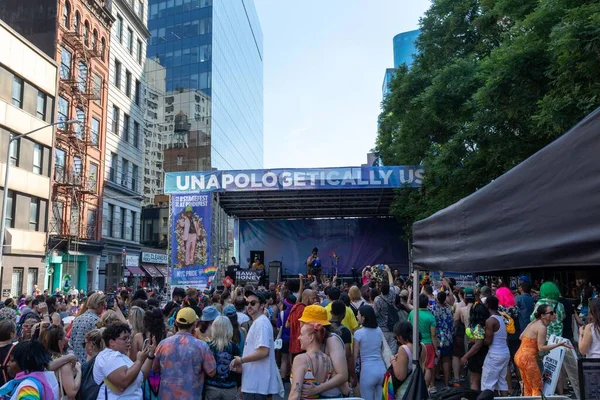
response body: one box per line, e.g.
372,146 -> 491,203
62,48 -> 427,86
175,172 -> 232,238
0,119 -> 81,270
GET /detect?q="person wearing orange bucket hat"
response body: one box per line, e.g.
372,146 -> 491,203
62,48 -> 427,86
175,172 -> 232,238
295,305 -> 350,398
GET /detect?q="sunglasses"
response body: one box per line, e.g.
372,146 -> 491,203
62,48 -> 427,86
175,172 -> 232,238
247,300 -> 260,307
544,311 -> 556,316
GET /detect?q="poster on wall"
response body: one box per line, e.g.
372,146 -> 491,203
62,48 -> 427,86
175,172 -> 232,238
170,194 -> 212,289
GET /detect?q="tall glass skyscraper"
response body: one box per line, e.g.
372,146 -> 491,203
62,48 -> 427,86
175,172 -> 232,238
146,0 -> 263,172
393,29 -> 420,69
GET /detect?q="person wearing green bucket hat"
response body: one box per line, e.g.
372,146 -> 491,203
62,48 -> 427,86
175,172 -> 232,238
180,204 -> 201,266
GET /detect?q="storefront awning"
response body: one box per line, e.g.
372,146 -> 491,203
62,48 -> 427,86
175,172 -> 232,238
125,266 -> 145,276
142,266 -> 162,278
156,266 -> 169,277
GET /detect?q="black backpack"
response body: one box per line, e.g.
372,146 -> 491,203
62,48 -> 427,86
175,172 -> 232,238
383,296 -> 399,332
76,356 -> 101,400
0,344 -> 15,387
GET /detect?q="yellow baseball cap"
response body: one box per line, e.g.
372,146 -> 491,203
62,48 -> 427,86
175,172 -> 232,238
176,307 -> 198,324
298,304 -> 330,326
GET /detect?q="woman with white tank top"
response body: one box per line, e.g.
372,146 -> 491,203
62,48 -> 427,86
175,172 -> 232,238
579,298 -> 600,357
481,296 -> 510,396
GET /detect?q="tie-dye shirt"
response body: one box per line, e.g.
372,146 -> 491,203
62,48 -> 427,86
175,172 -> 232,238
152,331 -> 216,400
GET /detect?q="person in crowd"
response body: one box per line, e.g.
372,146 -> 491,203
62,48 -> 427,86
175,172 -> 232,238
128,306 -> 145,337
423,285 -> 436,310
0,307 -> 16,325
0,340 -> 58,399
396,289 -> 412,320
94,321 -> 155,398
223,305 -> 246,355
515,281 -> 535,336
230,290 -> 280,399
0,321 -> 16,387
479,286 -> 492,305
531,282 -> 566,339
96,310 -> 122,329
353,305 -> 385,400
287,289 -> 318,360
387,321 -> 426,398
45,296 -> 63,326
205,316 -> 240,400
329,300 -> 355,386
515,304 -> 572,396
288,319 -> 335,400
577,279 -> 594,324
348,285 -> 365,317
451,287 -> 473,387
409,294 -> 439,394
19,317 -> 40,342
275,294 -> 295,380
461,302 -> 490,391
481,296 -> 510,396
368,287 -> 379,306
373,266 -> 400,353
83,328 -> 104,363
431,290 -> 454,388
164,287 -> 186,322
324,287 -> 358,333
361,266 -> 373,286
496,286 -> 521,395
131,308 -> 167,363
234,295 -> 251,328
70,292 -> 106,364
40,324 -> 82,398
579,297 -> 600,357
153,307 -> 216,399
197,306 -> 220,342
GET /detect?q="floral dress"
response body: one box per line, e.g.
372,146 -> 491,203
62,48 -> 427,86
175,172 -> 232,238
431,303 -> 454,349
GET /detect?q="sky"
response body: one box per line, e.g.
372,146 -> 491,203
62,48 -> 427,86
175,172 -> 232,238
254,0 -> 432,169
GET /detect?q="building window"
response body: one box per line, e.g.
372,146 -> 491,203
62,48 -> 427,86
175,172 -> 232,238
36,91 -> 46,120
100,38 -> 106,60
129,210 -> 135,240
114,60 -> 121,88
73,156 -> 82,181
125,70 -> 131,97
116,14 -> 123,43
83,22 -> 90,46
74,12 -> 80,34
93,74 -> 102,105
121,159 -> 129,187
91,117 -> 100,147
109,152 -> 117,182
132,164 -> 138,191
29,198 -> 39,231
112,106 -> 120,135
58,97 -> 69,130
60,47 -> 72,79
137,0 -> 143,19
51,200 -> 63,234
12,76 -> 23,108
89,162 -> 98,193
86,208 -> 97,239
62,1 -> 71,28
4,190 -> 14,228
107,204 -> 114,236
123,113 -> 130,142
137,39 -> 143,64
75,108 -> 85,139
176,156 -> 183,166
10,267 -> 23,299
33,144 -> 42,175
54,148 -> 66,182
133,121 -> 140,148
78,61 -> 87,92
120,207 -> 126,238
134,80 -> 141,105
92,30 -> 98,51
127,28 -> 133,54
8,134 -> 19,167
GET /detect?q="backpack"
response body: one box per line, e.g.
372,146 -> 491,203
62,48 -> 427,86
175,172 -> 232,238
0,345 -> 14,387
76,356 -> 101,400
382,296 -> 399,332
0,376 -> 43,399
500,311 -> 516,335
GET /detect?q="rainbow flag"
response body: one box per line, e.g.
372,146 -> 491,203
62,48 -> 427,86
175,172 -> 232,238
202,266 -> 218,276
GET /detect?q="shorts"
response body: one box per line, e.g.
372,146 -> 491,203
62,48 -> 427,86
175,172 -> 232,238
440,345 -> 453,358
281,338 -> 290,354
453,335 -> 466,357
424,343 -> 436,369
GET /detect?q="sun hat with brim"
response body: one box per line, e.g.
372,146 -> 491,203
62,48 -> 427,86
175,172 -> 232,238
176,307 -> 198,325
244,290 -> 266,304
200,306 -> 221,321
298,304 -> 331,326
223,304 -> 237,318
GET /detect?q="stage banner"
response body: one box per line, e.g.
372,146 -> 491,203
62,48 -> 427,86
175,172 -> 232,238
429,272 -> 477,289
164,166 -> 424,193
170,194 -> 212,289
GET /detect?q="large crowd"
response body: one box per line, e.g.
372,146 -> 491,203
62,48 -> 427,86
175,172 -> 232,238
0,268 -> 597,399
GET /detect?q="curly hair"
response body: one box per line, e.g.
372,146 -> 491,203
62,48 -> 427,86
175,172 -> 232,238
144,308 -> 167,342
102,322 -> 131,347
12,340 -> 51,373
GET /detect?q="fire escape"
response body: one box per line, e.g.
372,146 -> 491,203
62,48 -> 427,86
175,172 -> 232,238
50,26 -> 103,247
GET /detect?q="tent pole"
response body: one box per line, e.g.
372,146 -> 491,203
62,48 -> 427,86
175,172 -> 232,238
412,268 -> 419,363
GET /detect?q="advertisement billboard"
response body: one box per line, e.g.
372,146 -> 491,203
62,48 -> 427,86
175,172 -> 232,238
170,194 -> 212,288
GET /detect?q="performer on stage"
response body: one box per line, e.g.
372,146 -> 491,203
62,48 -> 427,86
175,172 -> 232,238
306,247 -> 322,283
252,255 -> 265,270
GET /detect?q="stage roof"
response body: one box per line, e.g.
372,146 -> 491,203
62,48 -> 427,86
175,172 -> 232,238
217,188 -> 397,219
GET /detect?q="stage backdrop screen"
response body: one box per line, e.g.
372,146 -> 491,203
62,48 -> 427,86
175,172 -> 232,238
239,218 -> 408,275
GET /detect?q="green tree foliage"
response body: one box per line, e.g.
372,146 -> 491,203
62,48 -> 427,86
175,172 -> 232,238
378,0 -> 600,234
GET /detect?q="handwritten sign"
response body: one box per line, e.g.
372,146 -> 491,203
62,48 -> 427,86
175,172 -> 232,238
235,269 -> 260,284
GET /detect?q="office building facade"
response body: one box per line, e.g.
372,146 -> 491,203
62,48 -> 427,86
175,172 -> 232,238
101,0 -> 150,290
382,29 -> 420,97
0,0 -> 114,294
0,21 -> 58,298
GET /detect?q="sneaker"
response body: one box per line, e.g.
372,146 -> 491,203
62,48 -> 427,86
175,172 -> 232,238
429,387 -> 438,394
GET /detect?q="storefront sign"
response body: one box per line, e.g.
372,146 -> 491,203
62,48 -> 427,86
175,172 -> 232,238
142,252 -> 168,264
2,289 -> 11,298
125,255 -> 139,267
165,166 -> 425,193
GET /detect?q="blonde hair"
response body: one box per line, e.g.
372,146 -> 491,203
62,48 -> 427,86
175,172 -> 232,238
348,286 -> 362,302
210,316 -> 233,352
128,306 -> 145,334
96,310 -> 119,328
85,328 -> 106,353
86,292 -> 106,311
